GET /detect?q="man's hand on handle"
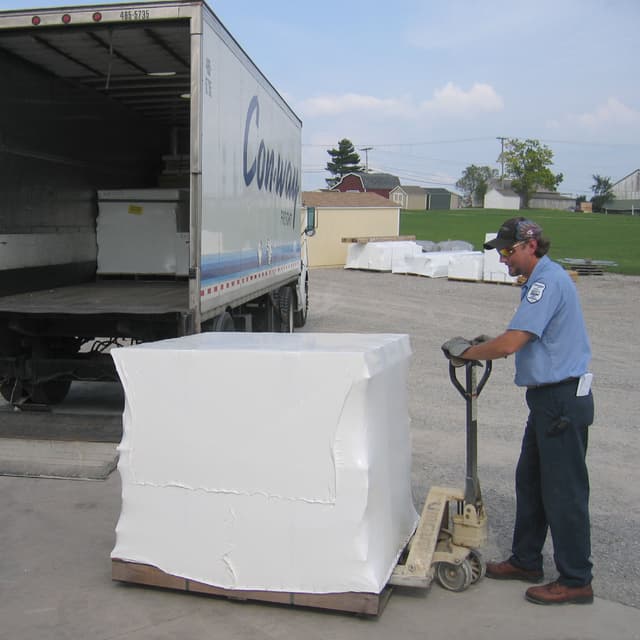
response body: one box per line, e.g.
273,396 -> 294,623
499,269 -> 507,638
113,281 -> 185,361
441,336 -> 472,367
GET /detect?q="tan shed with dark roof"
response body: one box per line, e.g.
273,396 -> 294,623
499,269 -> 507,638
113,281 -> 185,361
302,192 -> 400,267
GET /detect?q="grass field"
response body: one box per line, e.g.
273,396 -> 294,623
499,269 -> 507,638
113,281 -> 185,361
399,208 -> 640,275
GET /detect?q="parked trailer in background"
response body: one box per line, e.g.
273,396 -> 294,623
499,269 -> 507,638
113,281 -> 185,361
0,1 -> 314,406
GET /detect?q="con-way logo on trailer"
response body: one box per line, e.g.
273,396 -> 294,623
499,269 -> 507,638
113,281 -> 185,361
243,96 -> 300,204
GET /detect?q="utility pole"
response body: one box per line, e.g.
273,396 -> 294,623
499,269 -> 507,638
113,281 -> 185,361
360,147 -> 372,172
496,137 -> 506,187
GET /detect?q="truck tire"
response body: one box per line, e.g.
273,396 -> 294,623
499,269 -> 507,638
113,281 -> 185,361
278,286 -> 294,333
28,380 -> 73,405
0,337 -> 79,405
293,272 -> 309,328
0,379 -> 26,403
0,378 -> 72,405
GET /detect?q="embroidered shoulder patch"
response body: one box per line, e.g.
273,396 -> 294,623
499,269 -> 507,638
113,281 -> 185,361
526,281 -> 546,303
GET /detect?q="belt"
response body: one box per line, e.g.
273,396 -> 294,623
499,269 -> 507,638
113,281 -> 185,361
527,377 -> 579,390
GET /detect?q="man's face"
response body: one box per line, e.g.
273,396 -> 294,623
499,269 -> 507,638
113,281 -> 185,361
498,240 -> 536,277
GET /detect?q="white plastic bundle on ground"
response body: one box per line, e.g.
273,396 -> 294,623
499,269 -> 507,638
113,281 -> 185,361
437,240 -> 474,253
394,250 -> 479,278
111,333 -> 419,595
345,241 -> 420,271
448,252 -> 485,281
390,242 -> 428,273
483,233 -> 519,284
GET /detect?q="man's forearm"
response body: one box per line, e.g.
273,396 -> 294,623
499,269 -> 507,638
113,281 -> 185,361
463,330 -> 532,360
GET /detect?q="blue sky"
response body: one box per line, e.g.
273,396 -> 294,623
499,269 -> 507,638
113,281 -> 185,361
3,0 -> 639,196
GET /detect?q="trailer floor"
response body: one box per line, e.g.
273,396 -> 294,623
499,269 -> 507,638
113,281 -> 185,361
0,280 -> 189,315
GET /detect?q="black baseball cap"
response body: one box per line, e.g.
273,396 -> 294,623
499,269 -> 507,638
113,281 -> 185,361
483,217 -> 543,250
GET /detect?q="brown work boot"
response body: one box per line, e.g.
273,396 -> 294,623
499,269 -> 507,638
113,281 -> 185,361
526,580 -> 594,605
486,559 -> 543,583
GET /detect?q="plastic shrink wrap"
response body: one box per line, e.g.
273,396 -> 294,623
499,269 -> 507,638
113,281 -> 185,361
483,233 -> 518,284
111,332 -> 418,594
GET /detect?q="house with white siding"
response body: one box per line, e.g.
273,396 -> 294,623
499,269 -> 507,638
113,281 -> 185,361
484,181 -> 520,209
605,169 -> 640,213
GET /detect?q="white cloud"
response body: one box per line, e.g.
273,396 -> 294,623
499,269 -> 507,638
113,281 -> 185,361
420,82 -> 503,116
547,98 -> 640,136
299,83 -> 503,119
574,98 -> 640,128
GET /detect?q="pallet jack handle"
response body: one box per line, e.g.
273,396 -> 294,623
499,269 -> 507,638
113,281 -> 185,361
448,360 -> 492,510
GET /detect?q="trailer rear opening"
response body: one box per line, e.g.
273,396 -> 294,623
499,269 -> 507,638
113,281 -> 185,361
0,2 -> 310,407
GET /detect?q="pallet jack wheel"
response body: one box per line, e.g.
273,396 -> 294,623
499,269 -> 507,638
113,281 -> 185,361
435,560 -> 473,592
467,549 -> 486,584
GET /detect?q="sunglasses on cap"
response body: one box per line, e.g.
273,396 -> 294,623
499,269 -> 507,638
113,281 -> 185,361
497,241 -> 526,258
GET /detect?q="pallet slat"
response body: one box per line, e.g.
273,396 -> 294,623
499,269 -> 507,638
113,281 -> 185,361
112,559 -> 390,616
341,235 -> 416,243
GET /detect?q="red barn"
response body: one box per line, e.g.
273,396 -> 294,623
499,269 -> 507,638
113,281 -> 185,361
331,172 -> 400,199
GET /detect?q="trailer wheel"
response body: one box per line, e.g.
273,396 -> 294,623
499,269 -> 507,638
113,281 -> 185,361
293,272 -> 309,328
435,560 -> 473,592
27,380 -> 73,405
0,379 -> 27,403
0,378 -> 72,405
278,286 -> 294,333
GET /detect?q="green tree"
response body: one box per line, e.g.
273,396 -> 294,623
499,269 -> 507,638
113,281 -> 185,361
503,138 -> 563,208
325,139 -> 363,188
591,174 -> 615,212
455,165 -> 498,207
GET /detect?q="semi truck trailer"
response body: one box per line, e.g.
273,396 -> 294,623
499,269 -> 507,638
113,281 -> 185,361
0,1 -> 314,406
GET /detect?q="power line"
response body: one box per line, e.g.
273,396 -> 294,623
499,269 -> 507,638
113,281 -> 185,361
302,137 -> 494,148
302,137 -> 640,149
539,138 -> 640,148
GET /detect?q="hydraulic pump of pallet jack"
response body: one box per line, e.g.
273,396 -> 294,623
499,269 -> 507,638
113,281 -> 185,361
447,357 -> 492,549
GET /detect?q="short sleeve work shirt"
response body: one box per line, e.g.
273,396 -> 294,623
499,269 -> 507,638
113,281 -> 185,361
508,255 -> 591,387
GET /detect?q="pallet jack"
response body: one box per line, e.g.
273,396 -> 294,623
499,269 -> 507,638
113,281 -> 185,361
390,358 -> 492,592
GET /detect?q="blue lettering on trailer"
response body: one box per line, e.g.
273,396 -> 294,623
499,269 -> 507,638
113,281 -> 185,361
243,96 -> 300,206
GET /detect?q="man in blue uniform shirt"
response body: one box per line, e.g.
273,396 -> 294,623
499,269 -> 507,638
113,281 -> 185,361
442,217 -> 595,605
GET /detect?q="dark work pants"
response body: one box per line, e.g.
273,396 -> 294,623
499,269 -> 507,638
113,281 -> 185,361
509,382 -> 594,587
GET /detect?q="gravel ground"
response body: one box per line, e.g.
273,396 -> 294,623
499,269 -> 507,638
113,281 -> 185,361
302,267 -> 640,609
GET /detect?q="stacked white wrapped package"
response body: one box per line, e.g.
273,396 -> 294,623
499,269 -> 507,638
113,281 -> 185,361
111,332 -> 418,595
447,251 -> 484,281
345,241 -> 420,271
398,251 -> 477,278
483,233 -> 518,284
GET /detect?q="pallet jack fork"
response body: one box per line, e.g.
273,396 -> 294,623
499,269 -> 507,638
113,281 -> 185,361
390,359 -> 492,592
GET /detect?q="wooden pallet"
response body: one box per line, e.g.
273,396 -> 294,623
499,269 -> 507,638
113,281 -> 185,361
341,235 -> 416,243
571,265 -> 604,276
112,559 -> 392,616
447,276 -> 521,286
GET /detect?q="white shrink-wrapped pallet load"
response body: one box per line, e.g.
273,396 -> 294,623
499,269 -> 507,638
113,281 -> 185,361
448,252 -> 484,282
400,251 -> 475,278
483,233 -> 518,284
345,241 -> 419,272
111,333 -> 418,595
344,241 -> 393,270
